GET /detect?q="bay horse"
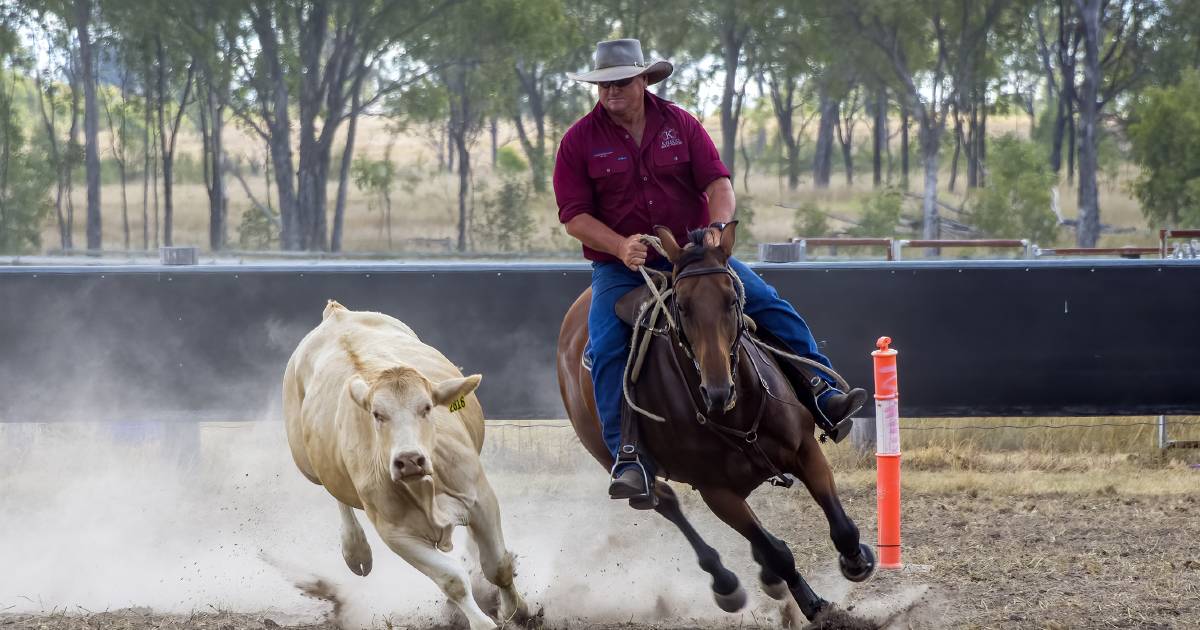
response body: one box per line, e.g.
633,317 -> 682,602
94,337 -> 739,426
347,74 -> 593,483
556,223 -> 875,622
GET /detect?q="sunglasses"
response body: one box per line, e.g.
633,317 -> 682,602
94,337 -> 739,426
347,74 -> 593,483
598,77 -> 635,89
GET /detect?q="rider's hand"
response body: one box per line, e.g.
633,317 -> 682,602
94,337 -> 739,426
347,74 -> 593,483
618,235 -> 649,271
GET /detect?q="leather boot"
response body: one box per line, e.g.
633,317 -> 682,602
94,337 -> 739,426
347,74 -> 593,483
608,466 -> 649,499
814,386 -> 868,443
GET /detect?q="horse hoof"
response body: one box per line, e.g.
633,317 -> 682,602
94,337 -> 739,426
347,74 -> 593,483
761,578 -> 788,601
839,543 -> 875,582
713,582 -> 747,613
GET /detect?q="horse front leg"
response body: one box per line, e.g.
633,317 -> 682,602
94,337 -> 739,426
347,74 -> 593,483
699,486 -> 828,622
791,436 -> 876,582
651,482 -> 746,612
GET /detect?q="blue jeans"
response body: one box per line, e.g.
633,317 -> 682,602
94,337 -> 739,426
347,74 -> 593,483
588,257 -> 835,465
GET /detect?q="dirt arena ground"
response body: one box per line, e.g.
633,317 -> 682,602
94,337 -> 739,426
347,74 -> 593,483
1,421 -> 1197,629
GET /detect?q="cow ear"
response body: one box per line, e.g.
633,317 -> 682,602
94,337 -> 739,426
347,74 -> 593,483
432,374 -> 482,408
718,221 -> 738,259
348,376 -> 372,410
652,225 -> 681,263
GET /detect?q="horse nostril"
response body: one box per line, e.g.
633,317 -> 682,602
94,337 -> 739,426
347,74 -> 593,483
415,455 -> 427,470
699,385 -> 711,404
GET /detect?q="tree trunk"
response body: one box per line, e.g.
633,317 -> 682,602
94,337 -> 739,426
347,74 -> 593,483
949,109 -> 962,193
919,117 -> 942,244
118,80 -> 130,250
76,0 -> 101,251
1049,95 -> 1066,173
207,87 -> 226,251
34,72 -> 69,250
456,129 -> 470,252
836,117 -> 853,186
900,104 -> 910,190
718,10 -> 743,177
490,117 -> 498,167
813,91 -> 838,188
977,101 -> 987,188
332,86 -> 362,253
141,51 -> 151,250
250,4 -> 298,250
1074,0 -> 1101,247
1066,98 -> 1076,185
872,87 -> 885,188
966,102 -> 979,188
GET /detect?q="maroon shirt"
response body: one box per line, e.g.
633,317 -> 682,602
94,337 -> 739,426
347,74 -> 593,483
554,92 -> 731,263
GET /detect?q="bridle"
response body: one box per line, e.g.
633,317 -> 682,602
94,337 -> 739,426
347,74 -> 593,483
669,259 -> 747,412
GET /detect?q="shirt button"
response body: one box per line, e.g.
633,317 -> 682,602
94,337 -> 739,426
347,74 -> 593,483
606,168 -> 611,173
673,156 -> 679,161
649,200 -> 655,206
642,176 -> 648,181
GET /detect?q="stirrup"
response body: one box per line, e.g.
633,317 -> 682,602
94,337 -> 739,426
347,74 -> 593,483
610,446 -> 657,508
811,379 -> 859,444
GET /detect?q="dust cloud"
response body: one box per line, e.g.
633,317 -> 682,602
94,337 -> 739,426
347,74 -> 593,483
0,413 -> 903,628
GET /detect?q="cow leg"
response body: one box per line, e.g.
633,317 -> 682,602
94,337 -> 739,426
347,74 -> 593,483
699,487 -> 828,622
375,525 -> 496,630
653,483 -> 745,612
467,477 -> 530,625
337,502 -> 373,577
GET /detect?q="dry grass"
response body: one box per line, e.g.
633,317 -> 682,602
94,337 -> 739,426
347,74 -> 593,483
480,417 -> 1200,498
37,115 -> 1156,255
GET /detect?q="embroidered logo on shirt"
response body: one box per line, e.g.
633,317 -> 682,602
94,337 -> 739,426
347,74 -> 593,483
592,150 -> 614,158
660,128 -> 683,149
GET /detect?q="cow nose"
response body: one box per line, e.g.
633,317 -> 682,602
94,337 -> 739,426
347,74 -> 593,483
393,451 -> 428,478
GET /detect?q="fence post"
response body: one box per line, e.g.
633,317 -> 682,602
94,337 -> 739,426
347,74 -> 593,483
850,416 -> 876,456
872,336 -> 902,569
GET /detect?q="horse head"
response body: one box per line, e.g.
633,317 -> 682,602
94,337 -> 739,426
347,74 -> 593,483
653,222 -> 744,415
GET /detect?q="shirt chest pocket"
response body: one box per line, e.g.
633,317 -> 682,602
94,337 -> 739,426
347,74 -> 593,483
653,146 -> 691,174
587,156 -> 632,209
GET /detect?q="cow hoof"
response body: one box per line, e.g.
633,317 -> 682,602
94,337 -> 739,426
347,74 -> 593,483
839,544 -> 875,583
713,582 -> 747,613
341,537 -> 373,576
761,578 -> 788,601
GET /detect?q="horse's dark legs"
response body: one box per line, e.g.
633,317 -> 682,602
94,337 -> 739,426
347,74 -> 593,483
699,487 -> 827,621
651,483 -> 746,612
792,437 -> 876,582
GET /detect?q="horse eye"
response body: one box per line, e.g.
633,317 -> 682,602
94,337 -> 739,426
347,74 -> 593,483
422,404 -> 432,416
373,411 -> 386,422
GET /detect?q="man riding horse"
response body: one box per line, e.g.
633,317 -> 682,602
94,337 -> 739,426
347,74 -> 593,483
553,39 -> 869,502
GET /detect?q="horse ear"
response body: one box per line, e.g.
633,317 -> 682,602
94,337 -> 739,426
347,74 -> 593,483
652,225 -> 682,263
718,221 -> 738,259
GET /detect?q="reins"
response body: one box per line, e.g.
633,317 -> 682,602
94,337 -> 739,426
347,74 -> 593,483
620,235 -> 855,487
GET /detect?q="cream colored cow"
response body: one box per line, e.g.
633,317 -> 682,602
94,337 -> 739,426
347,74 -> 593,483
282,301 -> 528,630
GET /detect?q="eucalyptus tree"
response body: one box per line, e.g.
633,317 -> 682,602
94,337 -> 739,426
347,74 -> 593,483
837,0 -> 1011,241
0,19 -> 56,254
1072,0 -> 1161,246
756,0 -> 817,191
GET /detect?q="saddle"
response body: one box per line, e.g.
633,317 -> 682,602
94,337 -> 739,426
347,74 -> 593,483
612,285 -> 840,435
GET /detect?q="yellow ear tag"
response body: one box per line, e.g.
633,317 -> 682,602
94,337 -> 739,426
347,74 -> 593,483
448,397 -> 467,413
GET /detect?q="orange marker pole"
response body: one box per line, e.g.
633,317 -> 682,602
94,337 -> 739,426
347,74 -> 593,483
872,336 -> 902,569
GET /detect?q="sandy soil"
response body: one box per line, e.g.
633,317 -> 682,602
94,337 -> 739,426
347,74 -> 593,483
0,421 -> 1196,630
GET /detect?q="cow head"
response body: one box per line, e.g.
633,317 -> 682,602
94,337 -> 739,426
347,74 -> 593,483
347,367 -> 482,484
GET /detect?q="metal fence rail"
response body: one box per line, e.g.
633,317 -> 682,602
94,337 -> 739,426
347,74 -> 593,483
2,260 -> 1199,422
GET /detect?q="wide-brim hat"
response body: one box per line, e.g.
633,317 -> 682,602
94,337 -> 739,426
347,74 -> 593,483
568,38 -> 673,85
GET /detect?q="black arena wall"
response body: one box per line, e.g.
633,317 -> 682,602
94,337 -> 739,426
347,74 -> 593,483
1,260 -> 1196,422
